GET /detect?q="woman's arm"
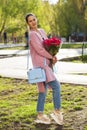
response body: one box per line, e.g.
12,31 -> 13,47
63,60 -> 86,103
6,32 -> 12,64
30,31 -> 53,59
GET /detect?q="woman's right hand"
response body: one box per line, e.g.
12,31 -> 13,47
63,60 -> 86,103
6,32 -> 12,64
52,56 -> 57,64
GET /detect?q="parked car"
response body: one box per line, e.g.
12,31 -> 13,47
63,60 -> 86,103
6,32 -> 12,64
71,32 -> 87,42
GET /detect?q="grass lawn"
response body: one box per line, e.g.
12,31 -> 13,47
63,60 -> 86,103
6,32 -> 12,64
0,46 -> 26,50
0,77 -> 87,130
61,43 -> 87,49
60,55 -> 87,63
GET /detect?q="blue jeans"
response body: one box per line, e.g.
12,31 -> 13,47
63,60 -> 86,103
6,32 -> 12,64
37,80 -> 61,112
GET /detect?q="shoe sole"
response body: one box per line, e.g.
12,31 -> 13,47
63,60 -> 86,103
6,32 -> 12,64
50,113 -> 63,125
35,119 -> 51,125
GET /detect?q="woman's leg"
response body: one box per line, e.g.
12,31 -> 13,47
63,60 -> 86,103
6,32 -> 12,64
36,85 -> 51,124
47,80 -> 61,110
37,84 -> 47,112
47,80 -> 63,125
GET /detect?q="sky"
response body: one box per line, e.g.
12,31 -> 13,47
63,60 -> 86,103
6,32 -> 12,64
49,0 -> 58,4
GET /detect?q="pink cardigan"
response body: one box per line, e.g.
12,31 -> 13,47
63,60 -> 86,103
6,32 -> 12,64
29,29 -> 56,92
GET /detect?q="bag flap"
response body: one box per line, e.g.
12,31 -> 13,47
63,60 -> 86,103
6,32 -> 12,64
28,68 -> 44,80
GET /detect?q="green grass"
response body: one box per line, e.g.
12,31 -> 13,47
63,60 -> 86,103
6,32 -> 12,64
0,46 -> 27,50
62,43 -> 87,49
0,77 -> 87,130
60,55 -> 87,63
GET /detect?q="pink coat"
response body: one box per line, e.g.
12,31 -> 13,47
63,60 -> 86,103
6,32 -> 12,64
29,29 -> 56,92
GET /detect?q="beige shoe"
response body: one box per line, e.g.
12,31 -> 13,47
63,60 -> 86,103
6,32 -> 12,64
35,114 -> 51,124
50,111 -> 63,125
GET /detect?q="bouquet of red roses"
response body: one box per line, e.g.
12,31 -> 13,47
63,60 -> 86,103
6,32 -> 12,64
43,37 -> 61,56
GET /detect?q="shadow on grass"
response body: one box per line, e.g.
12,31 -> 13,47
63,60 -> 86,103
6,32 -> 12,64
54,125 -> 63,130
35,123 -> 63,130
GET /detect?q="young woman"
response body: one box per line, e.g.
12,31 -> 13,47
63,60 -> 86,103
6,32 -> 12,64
25,13 -> 63,125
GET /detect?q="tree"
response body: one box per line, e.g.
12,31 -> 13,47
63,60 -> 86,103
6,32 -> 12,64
0,0 -> 42,36
51,0 -> 87,40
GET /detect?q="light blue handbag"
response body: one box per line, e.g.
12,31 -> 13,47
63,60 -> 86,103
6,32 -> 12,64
27,67 -> 46,84
27,51 -> 46,84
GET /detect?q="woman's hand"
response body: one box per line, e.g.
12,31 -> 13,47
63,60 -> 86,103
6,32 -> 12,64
52,56 -> 57,64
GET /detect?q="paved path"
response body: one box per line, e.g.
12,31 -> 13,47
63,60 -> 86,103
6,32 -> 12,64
0,43 -> 87,85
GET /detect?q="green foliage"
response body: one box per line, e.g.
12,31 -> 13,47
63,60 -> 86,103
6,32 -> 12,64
52,0 -> 87,37
0,0 -> 42,35
0,0 -> 87,43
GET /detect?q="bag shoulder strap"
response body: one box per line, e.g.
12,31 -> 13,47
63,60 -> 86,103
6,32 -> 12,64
27,30 -> 46,70
27,50 -> 46,70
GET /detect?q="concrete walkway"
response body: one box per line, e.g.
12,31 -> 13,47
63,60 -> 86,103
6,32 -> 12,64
0,43 -> 87,85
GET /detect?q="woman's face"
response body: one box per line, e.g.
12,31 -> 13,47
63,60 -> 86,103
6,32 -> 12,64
27,15 -> 37,30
